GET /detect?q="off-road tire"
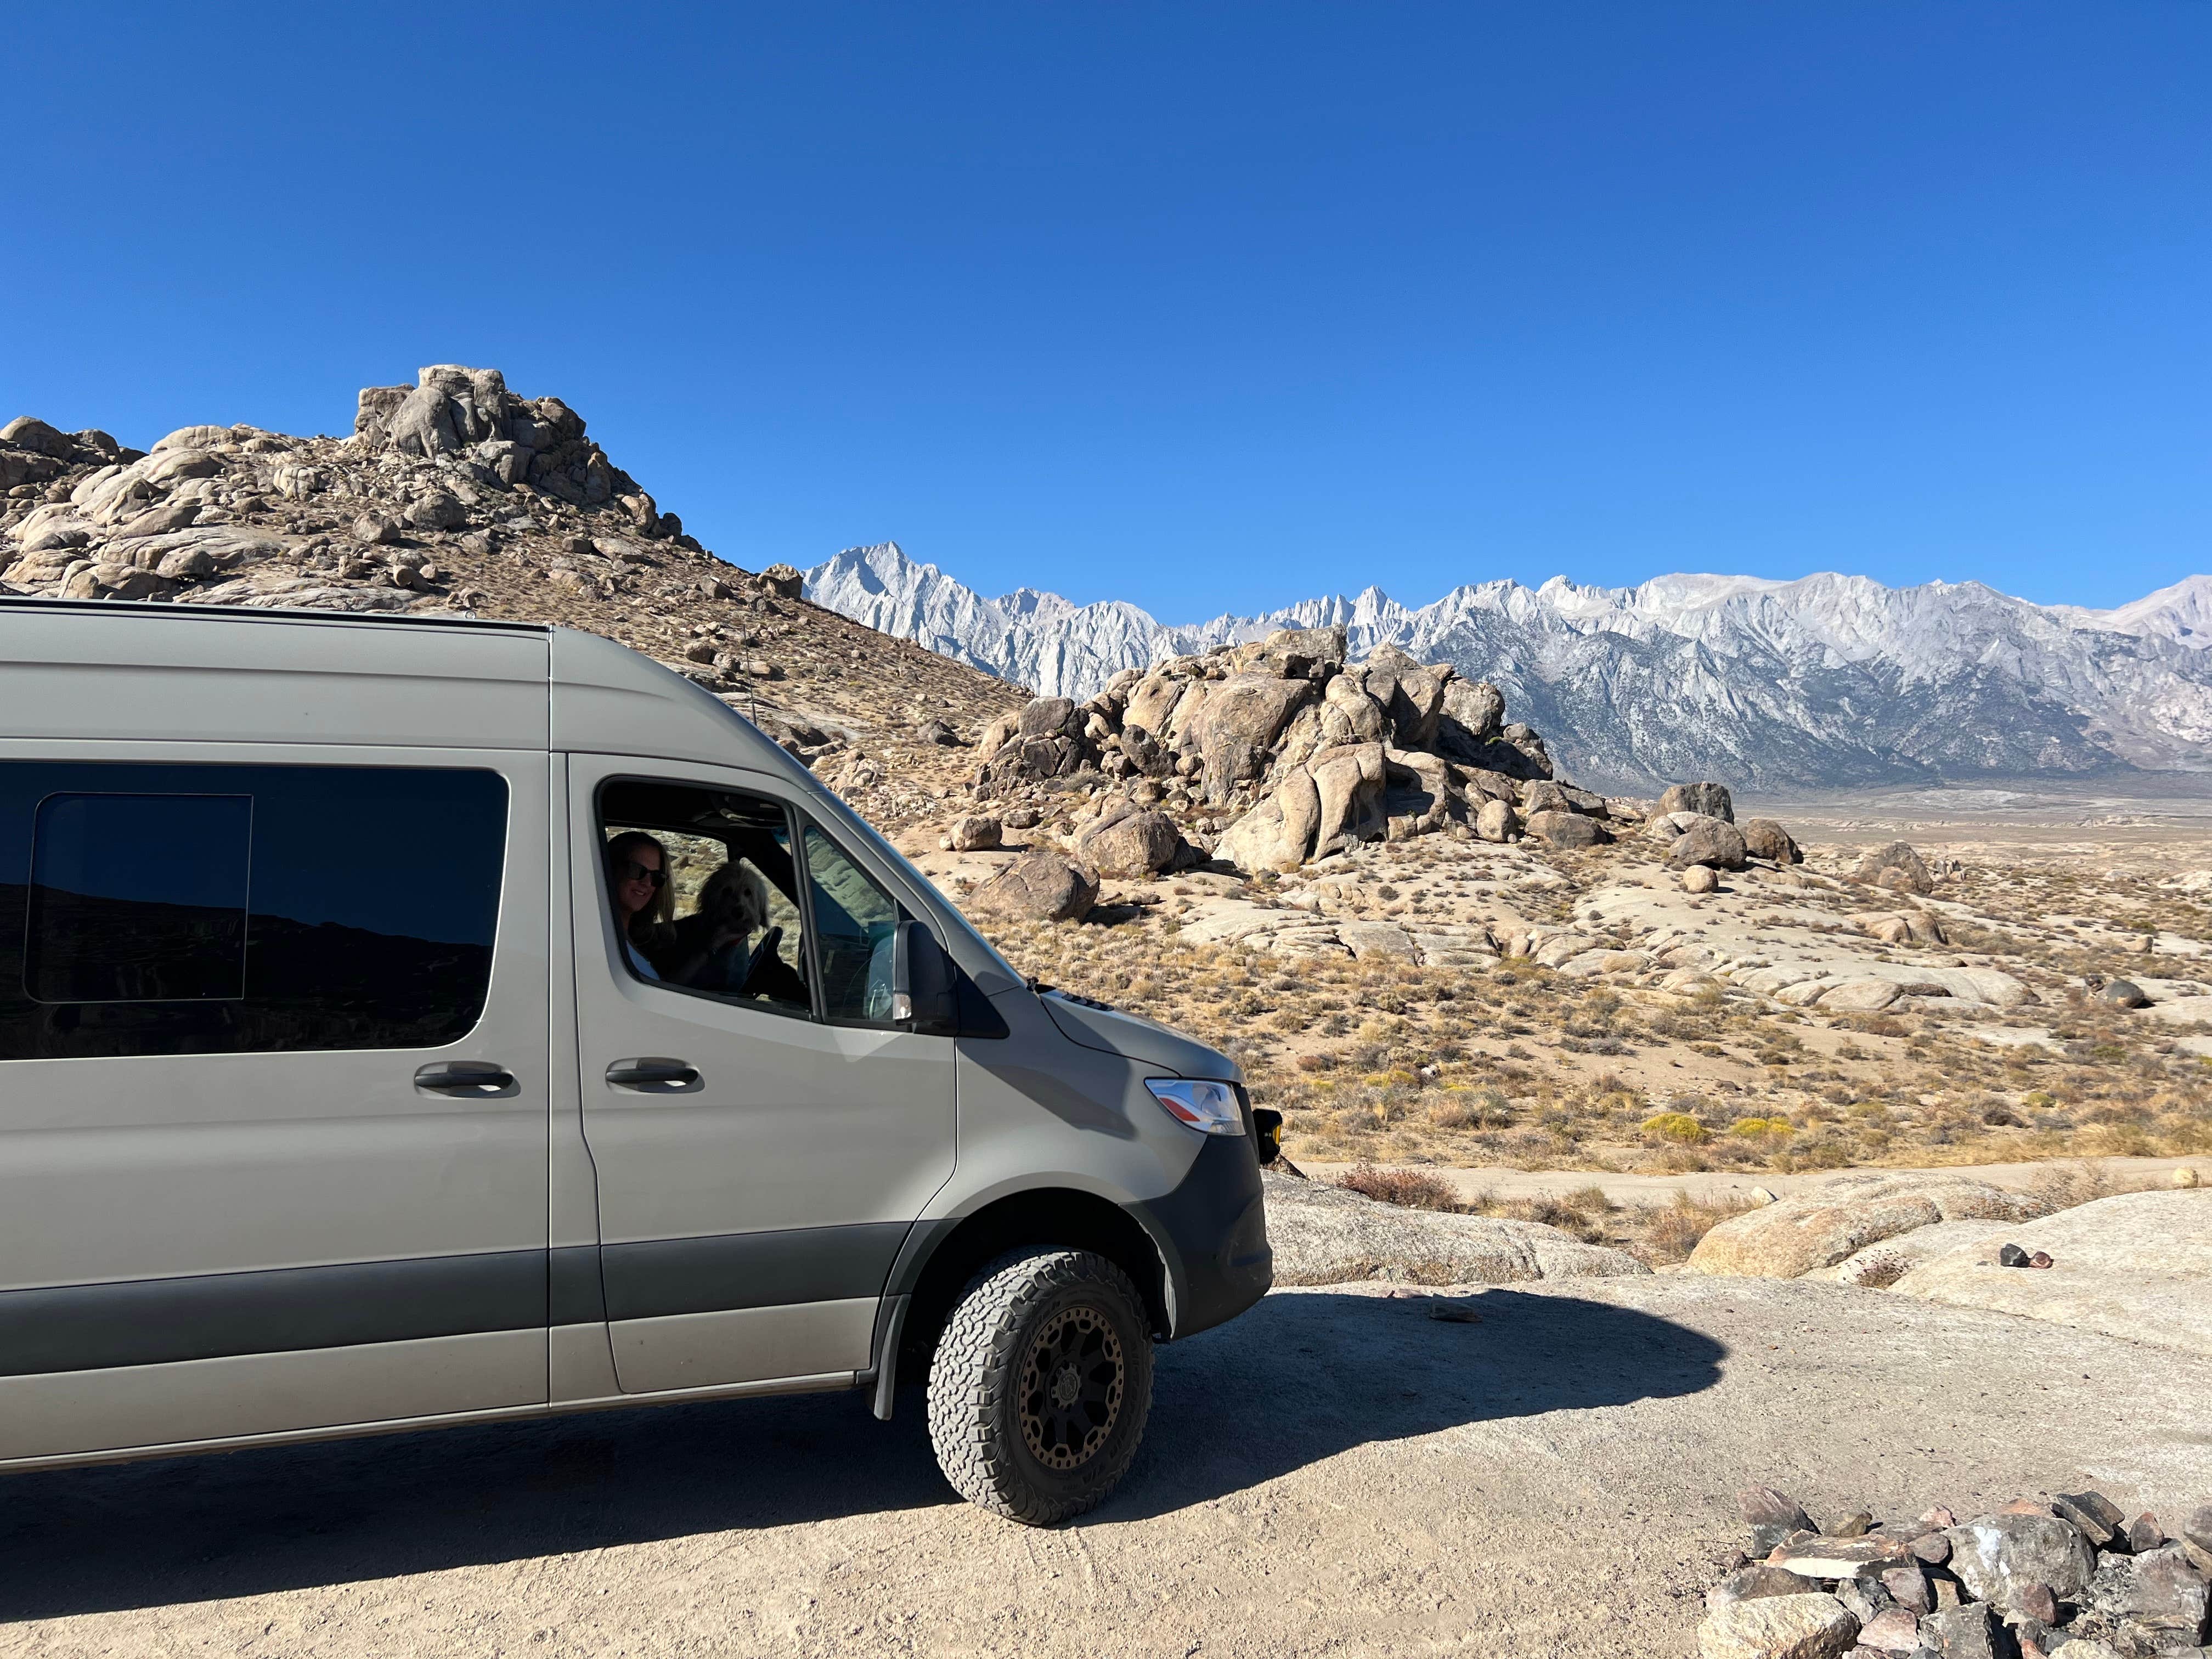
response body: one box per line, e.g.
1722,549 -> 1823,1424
925,1248 -> 1154,1525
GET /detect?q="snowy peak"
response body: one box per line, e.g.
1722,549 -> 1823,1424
807,542 -> 1227,695
804,544 -> 2212,789
2095,574 -> 2212,648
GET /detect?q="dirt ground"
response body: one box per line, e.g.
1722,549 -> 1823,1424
1741,774 -> 2212,875
5,1277 -> 2208,1659
1296,1152 -> 2201,1208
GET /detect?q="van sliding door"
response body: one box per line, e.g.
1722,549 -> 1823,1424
0,748 -> 551,1463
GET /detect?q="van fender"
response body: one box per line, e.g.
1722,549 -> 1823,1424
861,1179 -> 1180,1420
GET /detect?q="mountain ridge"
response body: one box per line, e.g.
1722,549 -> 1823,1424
806,543 -> 2212,792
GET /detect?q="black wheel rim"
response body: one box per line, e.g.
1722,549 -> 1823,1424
1017,1304 -> 1125,1471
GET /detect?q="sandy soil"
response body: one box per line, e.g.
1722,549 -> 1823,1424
1744,774 -> 2212,874
5,1277 -> 2208,1659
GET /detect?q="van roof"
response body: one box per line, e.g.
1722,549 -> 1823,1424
0,596 -> 812,780
0,594 -> 551,637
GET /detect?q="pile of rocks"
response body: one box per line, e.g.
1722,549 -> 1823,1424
352,365 -> 673,531
1641,780 -> 1804,890
1701,1483 -> 2210,1658
955,621 -> 1827,910
964,625 -> 1694,876
0,366 -> 692,608
0,417 -> 132,497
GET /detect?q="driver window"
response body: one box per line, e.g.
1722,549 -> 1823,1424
599,780 -> 811,1018
800,822 -> 905,1025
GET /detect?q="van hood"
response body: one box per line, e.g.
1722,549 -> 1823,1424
1040,991 -> 1242,1083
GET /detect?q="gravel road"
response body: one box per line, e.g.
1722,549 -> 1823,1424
5,1277 -> 2209,1658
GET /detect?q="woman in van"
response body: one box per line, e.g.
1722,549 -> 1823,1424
604,831 -> 674,980
603,833 -> 807,1005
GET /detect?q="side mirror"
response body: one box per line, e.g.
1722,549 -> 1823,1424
1252,1108 -> 1284,1166
890,919 -> 961,1036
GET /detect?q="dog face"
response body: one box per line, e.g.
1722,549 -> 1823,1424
698,862 -> 770,934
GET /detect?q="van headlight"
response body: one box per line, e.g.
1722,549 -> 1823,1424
1144,1078 -> 1245,1137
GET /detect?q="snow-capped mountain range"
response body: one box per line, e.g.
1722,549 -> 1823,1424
804,542 -> 2212,791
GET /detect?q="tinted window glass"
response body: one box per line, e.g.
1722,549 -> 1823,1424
802,822 -> 904,1025
598,780 -> 811,1017
0,764 -> 506,1061
26,794 -> 252,1003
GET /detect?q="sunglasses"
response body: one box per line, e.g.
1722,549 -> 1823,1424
615,859 -> 667,888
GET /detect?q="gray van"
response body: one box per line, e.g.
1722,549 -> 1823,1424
0,600 -> 1274,1524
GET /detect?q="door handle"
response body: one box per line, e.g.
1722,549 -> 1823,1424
414,1062 -> 518,1098
605,1058 -> 702,1093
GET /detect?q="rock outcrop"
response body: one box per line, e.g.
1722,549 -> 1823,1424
1075,805 -> 1188,878
1740,817 -> 1803,864
1858,840 -> 1936,895
1262,1170 -> 1650,1285
1663,815 -> 1749,872
3,366 -> 691,609
1890,1189 -> 2212,1357
1685,1172 -> 2041,1280
968,849 -> 1099,923
969,624 -> 1647,874
352,365 -> 670,529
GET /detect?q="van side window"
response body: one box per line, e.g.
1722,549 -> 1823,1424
597,780 -> 812,1018
26,793 -> 253,1003
0,763 -> 507,1062
800,822 -> 905,1025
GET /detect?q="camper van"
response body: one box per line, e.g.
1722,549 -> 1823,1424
0,600 -> 1275,1525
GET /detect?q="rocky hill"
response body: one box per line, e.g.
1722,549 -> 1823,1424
806,541 -> 2212,792
0,371 -> 1022,827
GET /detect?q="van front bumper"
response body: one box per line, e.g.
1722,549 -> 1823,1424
1131,1132 -> 1273,1340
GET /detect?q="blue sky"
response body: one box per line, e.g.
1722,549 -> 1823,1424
5,3 -> 2207,619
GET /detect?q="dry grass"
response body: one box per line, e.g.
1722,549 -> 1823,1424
2019,1158 -> 2173,1214
1461,1184 -> 1617,1244
1453,1186 -> 1757,1264
1313,1165 -> 1753,1265
1630,1193 -> 1760,1265
967,837 -> 2212,1182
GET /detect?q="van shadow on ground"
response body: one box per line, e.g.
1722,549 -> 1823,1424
0,1287 -> 1723,1621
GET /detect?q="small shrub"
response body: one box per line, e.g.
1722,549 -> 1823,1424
1849,1249 -> 1912,1290
1338,1164 -> 1460,1211
1641,1111 -> 1709,1145
1784,1139 -> 1852,1170
1426,1097 -> 1478,1129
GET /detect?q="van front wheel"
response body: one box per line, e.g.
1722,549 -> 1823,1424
925,1248 -> 1154,1525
